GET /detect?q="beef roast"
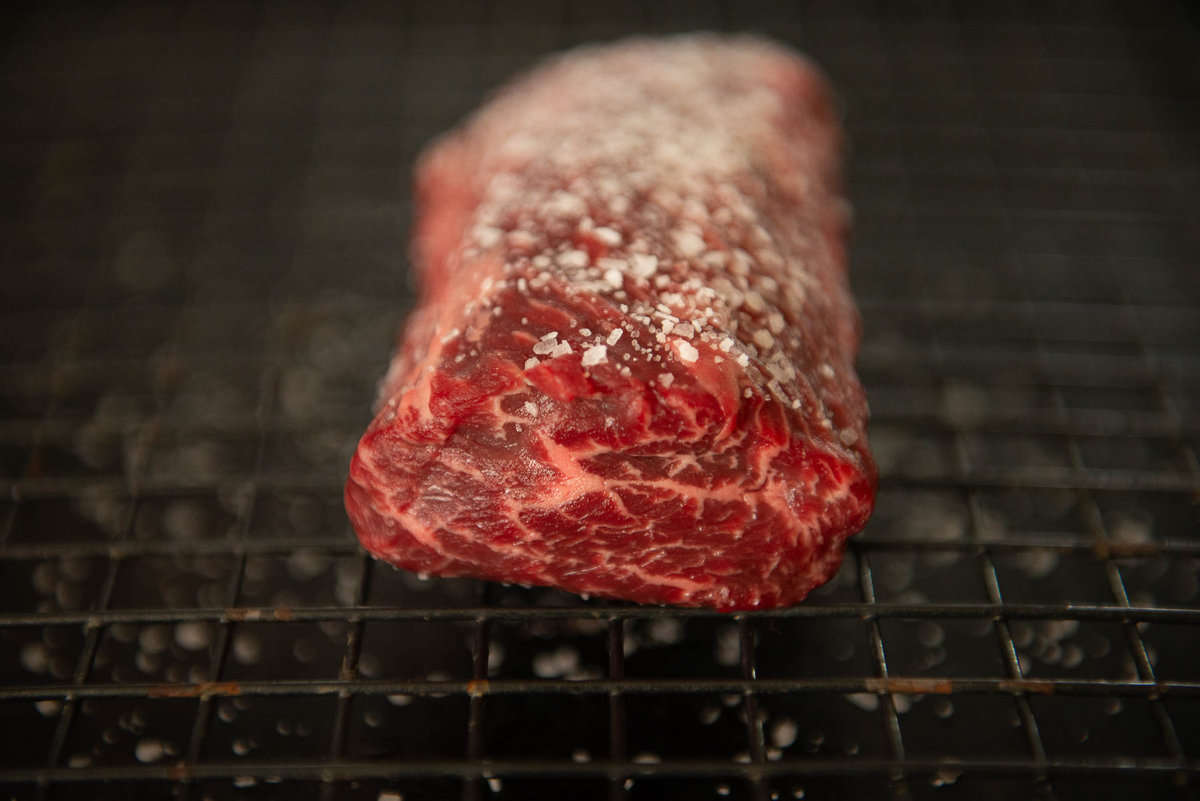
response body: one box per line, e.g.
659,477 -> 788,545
344,36 -> 876,610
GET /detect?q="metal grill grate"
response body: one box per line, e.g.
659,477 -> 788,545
2,2 -> 1199,800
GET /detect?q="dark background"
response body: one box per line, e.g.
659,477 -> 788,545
1,1 -> 1199,800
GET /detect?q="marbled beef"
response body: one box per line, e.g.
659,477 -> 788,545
345,36 -> 876,610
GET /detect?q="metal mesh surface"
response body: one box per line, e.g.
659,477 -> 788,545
2,2 -> 1199,800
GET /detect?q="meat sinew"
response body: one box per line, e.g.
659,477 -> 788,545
345,36 -> 876,610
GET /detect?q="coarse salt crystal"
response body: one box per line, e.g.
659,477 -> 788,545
550,341 -> 572,358
532,340 -> 556,355
718,338 -> 734,352
736,353 -> 750,367
603,268 -> 623,289
676,340 -> 699,363
731,249 -> 752,274
753,330 -> 775,349
607,328 -> 623,346
672,229 -> 706,257
581,344 -> 608,367
594,226 -> 622,245
839,428 -> 859,446
524,357 -> 540,369
661,292 -> 683,308
135,740 -> 165,764
523,401 -> 538,417
474,226 -> 502,247
548,190 -> 586,217
508,230 -> 536,248
660,319 -> 675,335
558,249 -> 588,268
540,331 -> 558,341
659,373 -> 674,387
630,253 -> 658,279
672,322 -> 695,339
819,364 -> 835,378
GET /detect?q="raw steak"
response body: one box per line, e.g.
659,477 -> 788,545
345,35 -> 876,610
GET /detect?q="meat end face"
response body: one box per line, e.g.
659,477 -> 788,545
344,35 -> 876,611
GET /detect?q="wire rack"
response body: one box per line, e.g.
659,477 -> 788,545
2,1 -> 1199,800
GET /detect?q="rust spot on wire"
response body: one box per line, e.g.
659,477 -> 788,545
864,678 -> 953,695
998,679 -> 1056,695
274,607 -> 294,621
148,681 -> 242,698
467,680 -> 490,697
167,762 -> 191,781
1095,540 -> 1162,559
225,608 -> 263,622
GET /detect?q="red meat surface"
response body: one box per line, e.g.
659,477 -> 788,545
345,36 -> 876,610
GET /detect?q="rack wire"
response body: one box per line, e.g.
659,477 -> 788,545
2,1 -> 1199,800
